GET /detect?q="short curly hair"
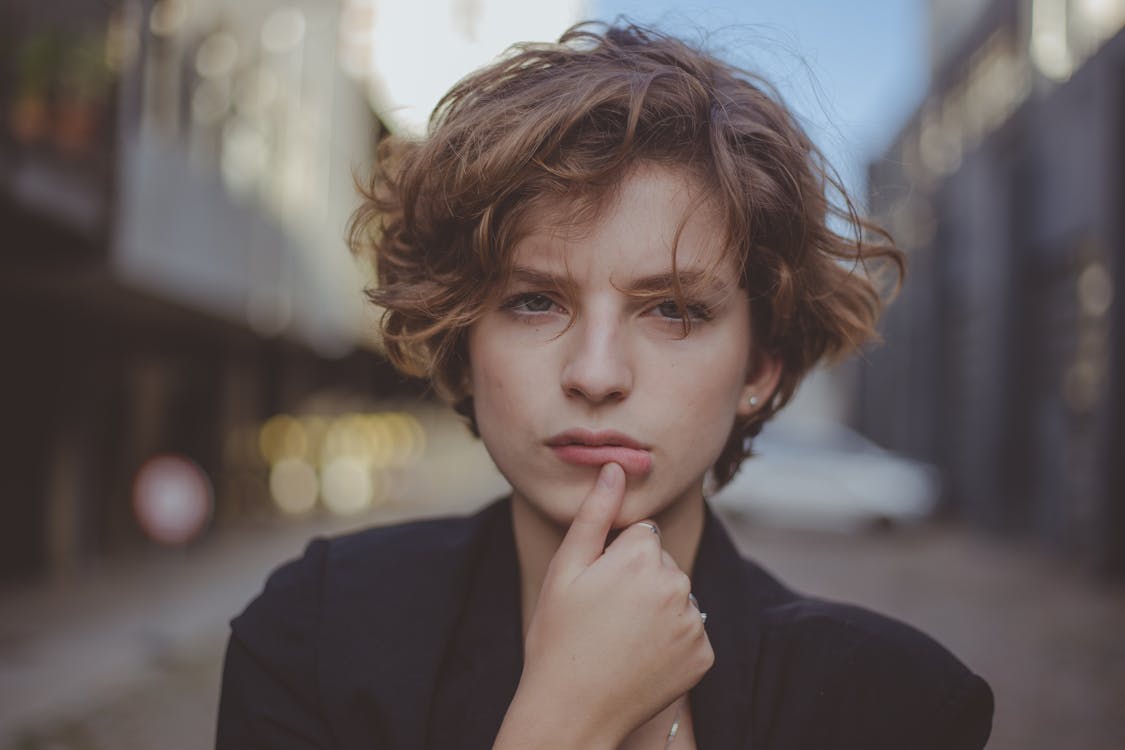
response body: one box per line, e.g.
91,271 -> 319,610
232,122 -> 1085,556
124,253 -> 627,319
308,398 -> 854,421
349,21 -> 903,489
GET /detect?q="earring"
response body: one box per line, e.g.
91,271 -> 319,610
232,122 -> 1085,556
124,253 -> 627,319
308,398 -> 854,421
747,395 -> 760,407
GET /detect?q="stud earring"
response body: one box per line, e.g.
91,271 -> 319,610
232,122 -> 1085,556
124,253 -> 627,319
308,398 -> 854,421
747,395 -> 760,407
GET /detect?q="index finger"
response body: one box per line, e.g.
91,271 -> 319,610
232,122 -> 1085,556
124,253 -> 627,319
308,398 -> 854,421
547,462 -> 626,581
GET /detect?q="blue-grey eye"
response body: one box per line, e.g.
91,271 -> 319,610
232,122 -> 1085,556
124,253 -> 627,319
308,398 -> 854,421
520,294 -> 554,312
655,299 -> 712,321
503,293 -> 556,313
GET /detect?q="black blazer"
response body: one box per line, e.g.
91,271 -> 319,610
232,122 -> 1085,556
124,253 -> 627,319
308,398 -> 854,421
217,499 -> 993,749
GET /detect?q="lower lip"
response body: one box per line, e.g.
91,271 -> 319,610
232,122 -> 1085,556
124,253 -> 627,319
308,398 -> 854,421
550,445 -> 653,476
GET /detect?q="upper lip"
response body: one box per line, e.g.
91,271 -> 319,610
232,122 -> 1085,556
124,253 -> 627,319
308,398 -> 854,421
545,429 -> 649,450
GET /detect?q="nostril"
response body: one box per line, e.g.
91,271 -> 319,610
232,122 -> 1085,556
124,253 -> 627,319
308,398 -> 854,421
560,340 -> 633,402
563,382 -> 628,402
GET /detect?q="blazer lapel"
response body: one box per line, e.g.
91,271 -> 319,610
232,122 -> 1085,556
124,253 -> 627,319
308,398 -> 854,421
318,501 -> 509,750
425,500 -> 524,750
689,504 -> 763,750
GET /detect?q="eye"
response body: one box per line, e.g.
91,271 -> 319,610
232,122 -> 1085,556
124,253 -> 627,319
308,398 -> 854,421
502,293 -> 559,314
653,299 -> 713,322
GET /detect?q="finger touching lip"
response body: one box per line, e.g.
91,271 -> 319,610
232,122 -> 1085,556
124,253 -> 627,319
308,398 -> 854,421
550,444 -> 653,476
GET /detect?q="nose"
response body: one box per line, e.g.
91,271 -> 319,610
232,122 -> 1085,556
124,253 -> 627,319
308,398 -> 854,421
560,315 -> 633,403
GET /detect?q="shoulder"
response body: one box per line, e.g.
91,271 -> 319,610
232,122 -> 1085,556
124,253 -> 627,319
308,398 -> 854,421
313,508 -> 490,586
218,504 -> 505,745
747,562 -> 993,749
229,502 -> 501,661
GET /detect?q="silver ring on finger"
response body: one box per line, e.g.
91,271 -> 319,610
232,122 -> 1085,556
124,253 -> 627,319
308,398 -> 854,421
636,521 -> 659,535
688,593 -> 708,624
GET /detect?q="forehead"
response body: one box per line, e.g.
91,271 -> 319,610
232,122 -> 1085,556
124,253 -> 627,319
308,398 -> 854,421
509,165 -> 736,281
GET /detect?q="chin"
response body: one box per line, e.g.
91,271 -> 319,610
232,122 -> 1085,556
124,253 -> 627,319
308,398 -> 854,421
510,470 -> 699,532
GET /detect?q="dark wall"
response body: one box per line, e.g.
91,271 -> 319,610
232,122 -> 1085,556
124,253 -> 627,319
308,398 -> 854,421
861,30 -> 1125,576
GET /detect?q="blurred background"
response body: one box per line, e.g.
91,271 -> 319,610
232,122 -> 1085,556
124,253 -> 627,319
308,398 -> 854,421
1,0 -> 1122,748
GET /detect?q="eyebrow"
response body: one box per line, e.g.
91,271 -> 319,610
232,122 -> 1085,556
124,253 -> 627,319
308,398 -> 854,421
507,265 -> 731,296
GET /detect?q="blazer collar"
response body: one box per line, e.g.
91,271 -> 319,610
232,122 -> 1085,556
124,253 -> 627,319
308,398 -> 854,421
689,502 -> 763,750
428,500 -> 524,749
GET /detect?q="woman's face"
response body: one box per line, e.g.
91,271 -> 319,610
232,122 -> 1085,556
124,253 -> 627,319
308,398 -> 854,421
467,166 -> 778,529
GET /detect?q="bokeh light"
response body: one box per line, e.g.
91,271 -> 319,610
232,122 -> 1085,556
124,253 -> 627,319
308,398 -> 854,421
1078,262 -> 1113,317
148,0 -> 187,37
259,414 -> 308,464
132,454 -> 213,545
320,456 -> 374,515
258,410 -> 426,516
195,31 -> 238,79
269,457 -> 318,515
261,8 -> 306,55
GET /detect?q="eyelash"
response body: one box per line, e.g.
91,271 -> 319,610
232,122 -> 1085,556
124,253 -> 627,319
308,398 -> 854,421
501,293 -> 558,315
500,293 -> 714,322
652,299 -> 714,322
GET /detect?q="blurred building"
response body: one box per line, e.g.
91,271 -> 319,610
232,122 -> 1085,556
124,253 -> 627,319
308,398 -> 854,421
861,0 -> 1125,576
0,0 -> 587,588
0,0 -> 407,586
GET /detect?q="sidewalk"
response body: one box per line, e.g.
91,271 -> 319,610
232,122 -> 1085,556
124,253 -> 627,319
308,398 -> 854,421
0,511 -> 352,748
1,406 -> 511,750
3,504 -> 1123,749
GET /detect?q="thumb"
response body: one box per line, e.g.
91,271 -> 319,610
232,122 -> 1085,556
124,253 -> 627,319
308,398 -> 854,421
547,462 -> 626,582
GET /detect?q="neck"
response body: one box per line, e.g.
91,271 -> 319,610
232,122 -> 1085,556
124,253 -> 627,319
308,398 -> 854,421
510,489 -> 707,638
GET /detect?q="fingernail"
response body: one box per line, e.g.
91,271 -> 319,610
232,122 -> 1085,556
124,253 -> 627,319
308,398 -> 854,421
598,462 -> 622,488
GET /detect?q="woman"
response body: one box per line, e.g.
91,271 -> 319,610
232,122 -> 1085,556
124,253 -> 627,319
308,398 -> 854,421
217,22 -> 993,749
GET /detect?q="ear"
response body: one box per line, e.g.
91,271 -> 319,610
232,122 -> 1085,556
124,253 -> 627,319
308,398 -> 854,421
736,352 -> 782,417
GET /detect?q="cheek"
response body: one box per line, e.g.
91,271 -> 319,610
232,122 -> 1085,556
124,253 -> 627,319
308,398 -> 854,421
677,388 -> 740,450
666,338 -> 750,404
469,354 -> 506,423
469,339 -> 540,432
658,344 -> 749,444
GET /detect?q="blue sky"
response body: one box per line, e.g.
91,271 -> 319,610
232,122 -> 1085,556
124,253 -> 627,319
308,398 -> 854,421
591,0 -> 929,205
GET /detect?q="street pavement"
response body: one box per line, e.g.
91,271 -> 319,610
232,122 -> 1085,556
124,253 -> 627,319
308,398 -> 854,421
2,497 -> 1123,749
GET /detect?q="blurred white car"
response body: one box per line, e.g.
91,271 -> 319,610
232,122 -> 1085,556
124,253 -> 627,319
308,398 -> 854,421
710,419 -> 940,532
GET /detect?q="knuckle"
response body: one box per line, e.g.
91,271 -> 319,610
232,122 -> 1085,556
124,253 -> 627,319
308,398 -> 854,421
670,610 -> 692,637
679,610 -> 705,640
694,639 -> 715,671
614,526 -> 642,548
631,529 -> 661,555
629,540 -> 653,563
619,542 -> 651,573
661,571 -> 691,605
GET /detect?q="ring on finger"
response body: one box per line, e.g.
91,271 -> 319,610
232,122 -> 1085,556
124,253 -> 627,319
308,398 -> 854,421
688,593 -> 708,624
636,521 -> 660,535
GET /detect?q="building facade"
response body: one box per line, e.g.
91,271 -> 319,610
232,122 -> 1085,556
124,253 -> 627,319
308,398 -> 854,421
1,0 -> 588,587
862,0 -> 1125,576
0,0 -> 400,584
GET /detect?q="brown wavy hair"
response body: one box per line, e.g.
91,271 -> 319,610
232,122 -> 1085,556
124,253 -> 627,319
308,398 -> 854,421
349,21 -> 904,489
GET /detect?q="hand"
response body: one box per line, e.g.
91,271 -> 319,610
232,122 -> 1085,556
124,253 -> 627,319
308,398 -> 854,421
504,463 -> 713,748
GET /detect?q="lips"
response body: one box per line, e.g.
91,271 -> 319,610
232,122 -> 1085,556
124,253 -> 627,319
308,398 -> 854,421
545,429 -> 654,476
